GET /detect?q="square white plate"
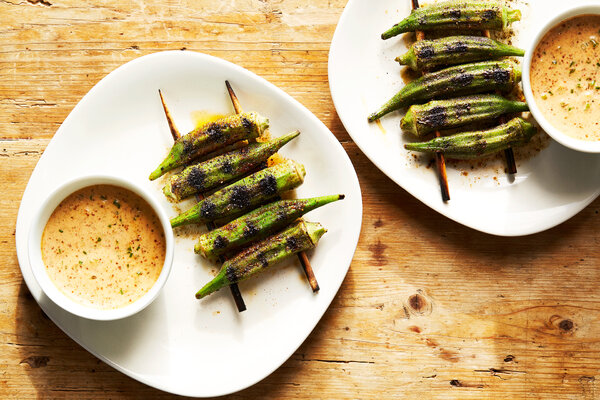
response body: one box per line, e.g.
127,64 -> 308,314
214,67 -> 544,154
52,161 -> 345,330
15,51 -> 362,397
329,0 -> 600,236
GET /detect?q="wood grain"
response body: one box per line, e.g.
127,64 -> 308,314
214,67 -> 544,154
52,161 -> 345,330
2,1 -> 600,399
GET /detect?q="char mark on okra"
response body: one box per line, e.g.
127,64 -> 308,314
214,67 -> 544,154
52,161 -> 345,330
241,116 -> 252,131
419,45 -> 435,59
230,186 -> 251,209
286,237 -> 300,251
257,252 -> 269,268
187,169 -> 206,190
259,175 -> 278,196
451,73 -> 474,87
420,106 -> 448,127
220,160 -> 234,174
226,266 -> 237,283
446,41 -> 468,53
243,222 -> 259,239
213,235 -> 229,249
200,201 -> 217,219
484,66 -> 510,84
444,9 -> 461,19
207,126 -> 225,143
482,9 -> 496,21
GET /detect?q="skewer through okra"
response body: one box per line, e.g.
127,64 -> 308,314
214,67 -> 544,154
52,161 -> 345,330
368,60 -> 521,122
397,36 -> 524,71
196,220 -> 326,299
404,117 -> 536,159
401,94 -> 529,137
149,112 -> 269,180
195,194 -> 344,260
163,130 -> 300,202
381,0 -> 521,40
170,159 -> 305,227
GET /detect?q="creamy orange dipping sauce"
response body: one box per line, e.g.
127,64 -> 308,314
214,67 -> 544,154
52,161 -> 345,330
530,14 -> 600,141
41,185 -> 166,309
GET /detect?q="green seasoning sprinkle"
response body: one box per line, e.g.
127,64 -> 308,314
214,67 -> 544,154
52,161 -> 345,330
113,199 -> 121,209
568,107 -> 573,111
569,61 -> 576,67
96,237 -> 102,243
136,272 -> 142,275
585,103 -> 591,110
591,39 -> 598,48
83,251 -> 87,255
120,289 -> 124,295
569,68 -> 576,75
58,229 -> 63,233
541,93 -> 548,100
548,91 -> 554,96
552,60 -> 557,65
571,89 -> 574,94
100,195 -> 107,200
78,260 -> 83,265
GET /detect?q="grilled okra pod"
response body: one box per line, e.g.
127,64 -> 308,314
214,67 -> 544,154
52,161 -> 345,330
163,130 -> 300,202
196,220 -> 326,299
368,60 -> 521,122
195,194 -> 344,260
170,160 -> 305,227
401,94 -> 529,137
404,117 -> 536,159
397,36 -> 525,71
381,0 -> 521,40
149,112 -> 269,180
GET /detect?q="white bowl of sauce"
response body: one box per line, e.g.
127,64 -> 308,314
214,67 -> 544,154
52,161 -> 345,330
28,175 -> 174,320
523,5 -> 600,153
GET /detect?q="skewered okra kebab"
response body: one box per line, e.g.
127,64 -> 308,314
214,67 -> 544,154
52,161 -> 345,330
369,0 -> 537,160
150,103 -> 344,299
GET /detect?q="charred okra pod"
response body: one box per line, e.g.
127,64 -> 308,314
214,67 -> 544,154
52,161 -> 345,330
381,0 -> 521,40
196,220 -> 326,299
397,36 -> 525,71
401,94 -> 529,137
404,117 -> 536,159
170,160 -> 305,227
163,130 -> 300,202
149,112 -> 269,180
368,60 -> 521,121
195,194 -> 344,260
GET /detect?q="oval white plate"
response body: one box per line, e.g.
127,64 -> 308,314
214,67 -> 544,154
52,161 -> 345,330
329,0 -> 600,236
15,51 -> 362,397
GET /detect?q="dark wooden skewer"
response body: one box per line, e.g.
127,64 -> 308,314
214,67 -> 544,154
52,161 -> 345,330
224,81 -> 320,292
481,31 -> 518,175
158,89 -> 247,312
411,0 -> 450,202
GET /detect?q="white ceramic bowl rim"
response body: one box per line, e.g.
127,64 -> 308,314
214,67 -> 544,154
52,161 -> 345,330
28,174 -> 174,321
522,4 -> 600,154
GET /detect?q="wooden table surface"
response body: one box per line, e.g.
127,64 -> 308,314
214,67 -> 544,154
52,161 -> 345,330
2,0 -> 599,398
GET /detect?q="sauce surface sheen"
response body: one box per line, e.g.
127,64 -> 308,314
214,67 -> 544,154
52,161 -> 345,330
531,14 -> 600,141
41,185 -> 166,309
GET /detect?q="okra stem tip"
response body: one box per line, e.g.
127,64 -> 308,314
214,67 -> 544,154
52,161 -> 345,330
507,9 -> 521,23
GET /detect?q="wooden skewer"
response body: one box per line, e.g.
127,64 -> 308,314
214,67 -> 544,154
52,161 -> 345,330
482,31 -> 518,175
411,0 -> 450,202
158,90 -> 181,141
158,89 -> 247,312
224,81 -> 320,292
